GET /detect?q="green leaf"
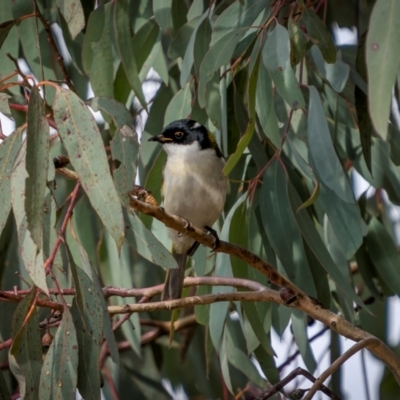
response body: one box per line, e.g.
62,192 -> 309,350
299,5 -> 336,63
311,46 -> 349,93
355,32 -> 372,172
262,24 -> 305,109
153,0 -> 172,31
260,158 -> 316,295
53,88 -> 125,250
55,0 -> 84,39
319,182 -> 363,259
366,0 -> 400,140
66,236 -> 103,400
132,18 -> 160,72
288,15 -> 307,66
9,289 -> 42,400
168,17 -> 200,59
39,307 -> 78,399
225,319 -> 267,388
0,127 -> 23,234
164,82 -> 192,126
0,19 -> 16,50
11,144 -> 48,294
0,93 -> 11,117
287,183 -> 366,310
124,209 -> 177,269
365,218 -> 400,297
82,4 -> 114,97
112,0 -> 147,109
291,310 -> 317,373
256,55 -> 280,147
89,97 -> 139,205
25,86 -> 49,252
308,86 -> 354,203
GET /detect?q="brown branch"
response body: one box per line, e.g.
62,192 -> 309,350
44,180 -> 81,274
34,2 -> 76,93
257,367 -> 340,400
304,338 -> 380,400
128,195 -> 400,385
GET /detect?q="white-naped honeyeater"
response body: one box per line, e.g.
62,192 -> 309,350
148,119 -> 228,300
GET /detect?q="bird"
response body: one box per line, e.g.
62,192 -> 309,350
148,119 -> 228,300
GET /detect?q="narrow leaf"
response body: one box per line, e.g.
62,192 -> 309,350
262,24 -> 305,109
124,209 -> 177,269
11,145 -> 48,294
366,0 -> 400,140
308,86 -> 354,203
9,289 -> 42,400
299,6 -> 336,63
0,19 -> 16,49
25,86 -> 49,251
55,0 -> 84,39
53,88 -> 125,250
112,0 -> 147,109
260,158 -> 316,295
164,82 -> 192,126
0,127 -> 23,234
39,307 -> 78,399
365,218 -> 400,297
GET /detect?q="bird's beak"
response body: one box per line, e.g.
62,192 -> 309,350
148,134 -> 172,143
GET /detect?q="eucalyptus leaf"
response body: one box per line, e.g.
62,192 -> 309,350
53,88 -> 125,250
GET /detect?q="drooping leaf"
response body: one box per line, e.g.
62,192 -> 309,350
299,5 -> 337,63
0,19 -> 16,49
0,127 -> 23,234
124,209 -> 177,269
55,0 -> 84,39
287,183 -> 366,310
66,234 -> 104,400
311,46 -> 350,93
260,158 -> 316,295
366,0 -> 400,140
11,144 -> 48,294
0,93 -> 11,117
82,3 -> 114,97
365,218 -> 400,297
262,24 -> 305,109
288,15 -> 307,66
164,82 -> 192,126
308,86 -> 354,203
355,31 -> 372,172
89,96 -> 139,206
25,86 -> 49,252
291,310 -> 317,373
9,289 -> 42,400
39,307 -> 79,400
53,88 -> 125,250
112,0 -> 147,109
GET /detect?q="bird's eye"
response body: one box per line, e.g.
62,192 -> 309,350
174,131 -> 184,139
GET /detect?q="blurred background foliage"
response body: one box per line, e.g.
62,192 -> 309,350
1,0 -> 400,399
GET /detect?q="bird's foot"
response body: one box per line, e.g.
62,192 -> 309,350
205,226 -> 220,251
178,218 -> 193,237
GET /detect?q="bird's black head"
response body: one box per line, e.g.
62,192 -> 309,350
148,119 -> 222,156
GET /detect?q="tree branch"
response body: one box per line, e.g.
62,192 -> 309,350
128,194 -> 400,385
304,337 -> 380,400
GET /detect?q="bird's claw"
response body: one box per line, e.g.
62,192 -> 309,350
178,218 -> 193,237
205,226 -> 220,251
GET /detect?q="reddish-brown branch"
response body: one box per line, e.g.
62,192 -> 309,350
44,181 -> 81,274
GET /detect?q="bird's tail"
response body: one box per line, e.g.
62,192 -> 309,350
161,250 -> 187,300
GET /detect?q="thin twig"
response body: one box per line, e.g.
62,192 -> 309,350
257,367 -> 340,400
44,181 -> 81,274
34,2 -> 76,93
304,338 -> 380,400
